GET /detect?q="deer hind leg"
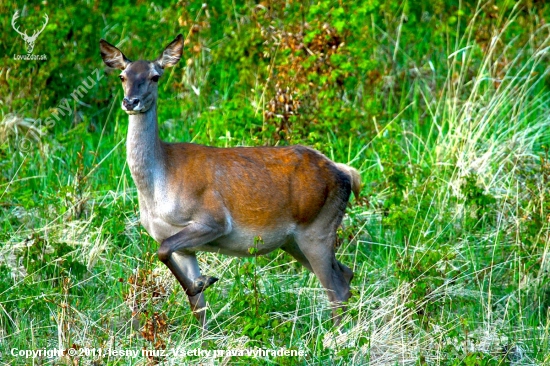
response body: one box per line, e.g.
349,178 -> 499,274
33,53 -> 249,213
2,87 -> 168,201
284,224 -> 354,286
337,259 -> 354,286
294,228 -> 352,326
281,241 -> 313,272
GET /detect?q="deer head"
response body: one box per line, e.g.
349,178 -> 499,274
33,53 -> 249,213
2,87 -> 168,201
99,35 -> 183,115
12,11 -> 49,54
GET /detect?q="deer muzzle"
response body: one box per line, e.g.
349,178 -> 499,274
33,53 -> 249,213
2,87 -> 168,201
122,97 -> 141,112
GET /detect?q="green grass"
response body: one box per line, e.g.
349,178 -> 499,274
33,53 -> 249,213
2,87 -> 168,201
1,0 -> 550,364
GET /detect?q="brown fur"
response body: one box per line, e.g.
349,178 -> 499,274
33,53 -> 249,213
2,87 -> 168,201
100,34 -> 363,329
163,143 -> 351,229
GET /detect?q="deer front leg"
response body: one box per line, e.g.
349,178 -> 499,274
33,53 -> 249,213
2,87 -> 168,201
172,252 -> 210,328
157,222 -> 222,297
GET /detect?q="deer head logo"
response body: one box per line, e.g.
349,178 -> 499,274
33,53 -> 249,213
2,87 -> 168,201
11,11 -> 48,54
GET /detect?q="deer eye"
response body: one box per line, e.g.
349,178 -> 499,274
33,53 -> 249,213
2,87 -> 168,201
119,75 -> 125,82
151,75 -> 160,82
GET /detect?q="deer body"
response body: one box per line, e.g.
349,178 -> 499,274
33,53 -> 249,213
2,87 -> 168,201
101,35 -> 361,328
129,104 -> 352,255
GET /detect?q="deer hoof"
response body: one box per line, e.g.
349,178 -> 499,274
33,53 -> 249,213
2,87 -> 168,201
187,275 -> 219,296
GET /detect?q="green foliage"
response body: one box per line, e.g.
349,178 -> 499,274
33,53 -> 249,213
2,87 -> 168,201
451,351 -> 502,366
227,238 -> 294,345
461,172 -> 496,220
2,0 -> 550,364
18,234 -> 87,281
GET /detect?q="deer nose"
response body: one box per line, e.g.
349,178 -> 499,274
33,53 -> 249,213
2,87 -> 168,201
122,97 -> 140,110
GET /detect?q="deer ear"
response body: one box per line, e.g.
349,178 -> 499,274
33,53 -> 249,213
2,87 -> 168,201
155,34 -> 183,69
100,39 -> 131,70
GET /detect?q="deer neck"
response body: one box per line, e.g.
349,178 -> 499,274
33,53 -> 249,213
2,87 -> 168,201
126,102 -> 165,196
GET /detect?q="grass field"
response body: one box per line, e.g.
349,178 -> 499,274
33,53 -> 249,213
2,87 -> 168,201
1,0 -> 550,364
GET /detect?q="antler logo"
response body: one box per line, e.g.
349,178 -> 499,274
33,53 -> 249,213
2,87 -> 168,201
11,11 -> 48,54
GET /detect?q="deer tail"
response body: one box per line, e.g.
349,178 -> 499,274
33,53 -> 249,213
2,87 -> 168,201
335,163 -> 362,199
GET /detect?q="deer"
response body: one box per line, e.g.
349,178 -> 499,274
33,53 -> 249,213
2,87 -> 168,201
99,34 -> 361,328
11,11 -> 48,54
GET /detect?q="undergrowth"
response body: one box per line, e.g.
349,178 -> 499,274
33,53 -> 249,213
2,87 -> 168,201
1,0 -> 550,365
